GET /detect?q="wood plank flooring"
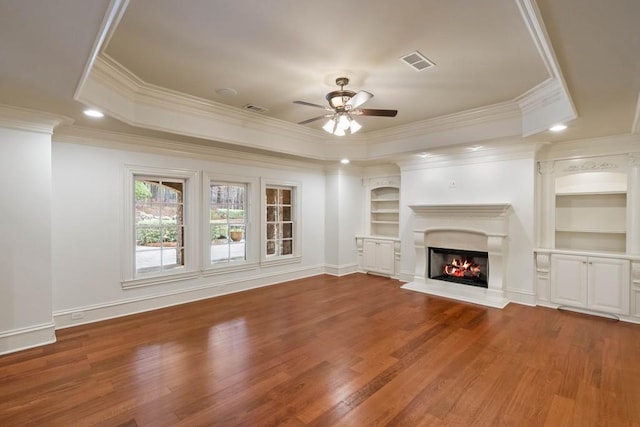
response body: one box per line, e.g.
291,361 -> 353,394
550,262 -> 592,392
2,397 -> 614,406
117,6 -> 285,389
2,273 -> 640,426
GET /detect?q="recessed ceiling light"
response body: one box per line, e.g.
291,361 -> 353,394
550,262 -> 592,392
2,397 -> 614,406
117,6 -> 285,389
340,158 -> 350,164
549,124 -> 567,132
418,152 -> 430,158
469,146 -> 482,151
83,109 -> 104,118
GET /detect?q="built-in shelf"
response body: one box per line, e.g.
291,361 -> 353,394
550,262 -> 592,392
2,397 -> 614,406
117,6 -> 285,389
555,228 -> 626,234
370,185 -> 400,238
553,171 -> 627,253
556,190 -> 627,196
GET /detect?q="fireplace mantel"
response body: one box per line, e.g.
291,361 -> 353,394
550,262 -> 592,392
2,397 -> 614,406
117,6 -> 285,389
408,204 -> 511,217
403,203 -> 512,308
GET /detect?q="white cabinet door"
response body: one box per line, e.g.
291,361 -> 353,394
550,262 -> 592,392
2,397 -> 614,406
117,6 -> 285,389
363,240 -> 379,272
362,239 -> 394,276
375,240 -> 394,275
588,257 -> 630,315
550,254 -> 588,308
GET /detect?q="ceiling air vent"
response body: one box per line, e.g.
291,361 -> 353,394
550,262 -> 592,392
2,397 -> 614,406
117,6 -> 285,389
243,104 -> 269,113
400,51 -> 435,71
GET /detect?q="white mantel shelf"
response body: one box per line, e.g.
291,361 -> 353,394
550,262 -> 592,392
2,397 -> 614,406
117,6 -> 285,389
409,204 -> 511,217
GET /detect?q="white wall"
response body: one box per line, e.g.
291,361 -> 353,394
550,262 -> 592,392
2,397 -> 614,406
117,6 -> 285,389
399,155 -> 536,303
0,126 -> 56,353
51,140 -> 326,326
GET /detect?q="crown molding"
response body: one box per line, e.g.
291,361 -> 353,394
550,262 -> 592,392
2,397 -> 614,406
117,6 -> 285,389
536,133 -> 640,161
397,138 -> 543,171
363,101 -> 524,162
77,55 -> 348,159
0,104 -> 73,134
368,101 -> 521,142
74,0 -> 129,102
52,125 -> 326,173
514,0 -> 577,136
516,78 -> 577,136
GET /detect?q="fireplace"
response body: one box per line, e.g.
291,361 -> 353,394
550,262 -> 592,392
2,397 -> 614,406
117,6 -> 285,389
428,247 -> 488,288
402,204 -> 511,308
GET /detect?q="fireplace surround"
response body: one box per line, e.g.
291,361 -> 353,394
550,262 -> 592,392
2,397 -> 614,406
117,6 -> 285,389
402,204 -> 511,308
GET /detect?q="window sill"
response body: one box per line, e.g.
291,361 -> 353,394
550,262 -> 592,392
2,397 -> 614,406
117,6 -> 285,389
121,271 -> 200,289
260,255 -> 302,268
202,262 -> 259,276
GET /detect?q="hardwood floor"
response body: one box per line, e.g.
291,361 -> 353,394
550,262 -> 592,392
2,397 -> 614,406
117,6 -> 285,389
2,273 -> 640,426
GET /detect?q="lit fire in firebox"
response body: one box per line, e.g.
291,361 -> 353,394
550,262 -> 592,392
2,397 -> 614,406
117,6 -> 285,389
443,258 -> 482,278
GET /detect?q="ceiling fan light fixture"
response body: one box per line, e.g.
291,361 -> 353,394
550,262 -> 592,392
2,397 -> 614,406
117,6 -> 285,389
322,117 -> 336,133
337,114 -> 351,131
296,76 -> 397,135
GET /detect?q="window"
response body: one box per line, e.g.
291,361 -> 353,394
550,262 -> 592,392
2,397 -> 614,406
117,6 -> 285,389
123,166 -> 198,288
210,183 -> 247,264
264,184 -> 299,260
134,178 -> 185,275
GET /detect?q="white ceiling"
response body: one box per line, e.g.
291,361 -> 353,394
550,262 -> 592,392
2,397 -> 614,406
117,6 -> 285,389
1,0 -> 639,157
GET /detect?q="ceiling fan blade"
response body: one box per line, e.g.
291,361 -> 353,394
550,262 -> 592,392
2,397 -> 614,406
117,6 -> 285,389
346,91 -> 373,109
354,108 -> 398,117
298,114 -> 331,125
294,100 -> 332,111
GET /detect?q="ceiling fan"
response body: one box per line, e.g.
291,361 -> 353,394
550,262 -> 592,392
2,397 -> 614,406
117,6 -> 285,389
294,77 -> 398,135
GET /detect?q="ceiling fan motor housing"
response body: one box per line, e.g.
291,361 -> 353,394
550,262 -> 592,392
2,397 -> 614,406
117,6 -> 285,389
326,78 -> 355,109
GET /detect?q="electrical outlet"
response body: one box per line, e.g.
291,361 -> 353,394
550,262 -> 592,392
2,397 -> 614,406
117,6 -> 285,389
70,311 -> 85,320
449,180 -> 457,188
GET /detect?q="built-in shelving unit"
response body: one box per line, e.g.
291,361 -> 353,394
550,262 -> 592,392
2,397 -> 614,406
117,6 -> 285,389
357,175 -> 401,278
370,186 -> 399,237
535,152 -> 640,322
554,172 -> 627,253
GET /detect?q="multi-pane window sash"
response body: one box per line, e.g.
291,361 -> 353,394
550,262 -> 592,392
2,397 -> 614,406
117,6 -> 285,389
134,177 -> 185,276
265,186 -> 293,257
210,183 -> 247,264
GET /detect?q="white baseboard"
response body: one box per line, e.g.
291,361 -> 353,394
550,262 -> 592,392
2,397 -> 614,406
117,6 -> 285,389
0,322 -> 56,355
505,287 -> 537,306
54,264 -> 325,329
324,263 -> 359,276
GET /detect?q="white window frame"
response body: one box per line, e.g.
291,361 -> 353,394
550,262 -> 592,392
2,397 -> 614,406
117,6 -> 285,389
261,178 -> 302,266
203,172 -> 258,274
122,165 -> 199,288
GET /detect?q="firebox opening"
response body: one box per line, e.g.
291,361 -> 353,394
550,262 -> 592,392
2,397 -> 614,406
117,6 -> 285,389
428,247 -> 489,288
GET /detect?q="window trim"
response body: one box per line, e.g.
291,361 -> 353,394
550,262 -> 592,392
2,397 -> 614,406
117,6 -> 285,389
122,165 -> 199,288
261,178 -> 302,266
203,172 -> 258,273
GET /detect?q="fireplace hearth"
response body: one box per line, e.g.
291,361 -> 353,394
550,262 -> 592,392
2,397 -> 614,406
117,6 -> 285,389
429,247 -> 488,288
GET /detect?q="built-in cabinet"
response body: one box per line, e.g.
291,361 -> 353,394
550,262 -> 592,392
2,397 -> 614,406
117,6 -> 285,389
362,238 -> 395,276
535,153 -> 640,321
357,175 -> 401,277
550,253 -> 630,315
